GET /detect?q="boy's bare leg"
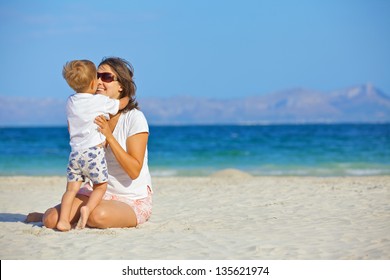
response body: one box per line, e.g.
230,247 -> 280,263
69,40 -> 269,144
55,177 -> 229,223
76,182 -> 107,229
57,181 -> 82,231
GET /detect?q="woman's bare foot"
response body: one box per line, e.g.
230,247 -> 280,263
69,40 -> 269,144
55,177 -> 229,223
76,206 -> 90,229
25,212 -> 44,223
56,220 -> 71,231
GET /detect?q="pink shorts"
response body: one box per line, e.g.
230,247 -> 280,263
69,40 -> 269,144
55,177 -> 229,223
78,183 -> 153,225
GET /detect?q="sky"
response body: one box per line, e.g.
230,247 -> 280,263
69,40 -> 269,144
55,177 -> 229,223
0,0 -> 390,101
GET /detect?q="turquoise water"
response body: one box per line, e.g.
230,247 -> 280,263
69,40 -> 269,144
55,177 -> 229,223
1,124 -> 389,176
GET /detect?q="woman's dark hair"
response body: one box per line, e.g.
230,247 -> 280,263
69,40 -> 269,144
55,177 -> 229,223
99,57 -> 138,112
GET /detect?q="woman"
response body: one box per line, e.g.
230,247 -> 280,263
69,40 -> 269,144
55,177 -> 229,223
26,57 -> 153,229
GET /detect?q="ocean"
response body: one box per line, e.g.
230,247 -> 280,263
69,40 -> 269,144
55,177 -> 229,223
1,124 -> 389,177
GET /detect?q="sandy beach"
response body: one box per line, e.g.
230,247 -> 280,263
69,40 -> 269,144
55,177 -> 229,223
0,171 -> 389,260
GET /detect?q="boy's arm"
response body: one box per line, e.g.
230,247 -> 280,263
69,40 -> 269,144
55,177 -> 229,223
118,96 -> 130,110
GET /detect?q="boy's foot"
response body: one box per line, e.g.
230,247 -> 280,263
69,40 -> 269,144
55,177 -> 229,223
76,206 -> 90,229
57,220 -> 71,232
25,212 -> 44,223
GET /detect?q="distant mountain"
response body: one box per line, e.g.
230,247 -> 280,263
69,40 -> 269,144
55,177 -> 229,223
0,97 -> 66,126
1,84 -> 389,126
140,84 -> 390,124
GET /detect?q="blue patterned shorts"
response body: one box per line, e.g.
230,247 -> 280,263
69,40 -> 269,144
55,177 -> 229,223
66,146 -> 108,184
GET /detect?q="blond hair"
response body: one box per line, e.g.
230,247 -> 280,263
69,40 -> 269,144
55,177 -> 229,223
62,60 -> 96,93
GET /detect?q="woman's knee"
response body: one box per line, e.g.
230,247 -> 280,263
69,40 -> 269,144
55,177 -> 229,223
87,208 -> 108,228
42,208 -> 58,229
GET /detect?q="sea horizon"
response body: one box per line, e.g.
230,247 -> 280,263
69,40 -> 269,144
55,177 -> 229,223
1,123 -> 389,177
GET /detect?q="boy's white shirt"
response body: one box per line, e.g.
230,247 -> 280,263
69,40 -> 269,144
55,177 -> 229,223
66,93 -> 119,151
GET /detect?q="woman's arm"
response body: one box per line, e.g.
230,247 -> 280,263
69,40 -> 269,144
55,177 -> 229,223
107,131 -> 148,180
95,115 -> 148,180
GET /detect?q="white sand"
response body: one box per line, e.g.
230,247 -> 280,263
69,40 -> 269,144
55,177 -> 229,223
0,173 -> 389,259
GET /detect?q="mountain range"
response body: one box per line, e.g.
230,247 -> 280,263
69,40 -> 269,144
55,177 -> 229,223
140,83 -> 390,124
1,83 -> 389,126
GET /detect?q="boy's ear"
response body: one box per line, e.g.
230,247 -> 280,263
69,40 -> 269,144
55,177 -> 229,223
90,79 -> 97,90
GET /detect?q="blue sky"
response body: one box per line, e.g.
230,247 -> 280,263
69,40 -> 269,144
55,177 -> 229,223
1,0 -> 389,101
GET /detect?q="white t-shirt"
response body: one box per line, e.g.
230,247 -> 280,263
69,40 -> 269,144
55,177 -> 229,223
105,109 -> 152,200
66,93 -> 119,151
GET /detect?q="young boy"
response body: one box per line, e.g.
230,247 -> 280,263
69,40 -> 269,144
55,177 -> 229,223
58,60 -> 128,231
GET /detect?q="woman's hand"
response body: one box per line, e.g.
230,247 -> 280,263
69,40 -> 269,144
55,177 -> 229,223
95,115 -> 113,139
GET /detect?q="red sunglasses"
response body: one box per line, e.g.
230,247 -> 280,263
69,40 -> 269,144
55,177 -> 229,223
97,72 -> 118,83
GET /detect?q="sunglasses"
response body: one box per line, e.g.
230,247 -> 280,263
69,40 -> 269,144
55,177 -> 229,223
97,72 -> 118,83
